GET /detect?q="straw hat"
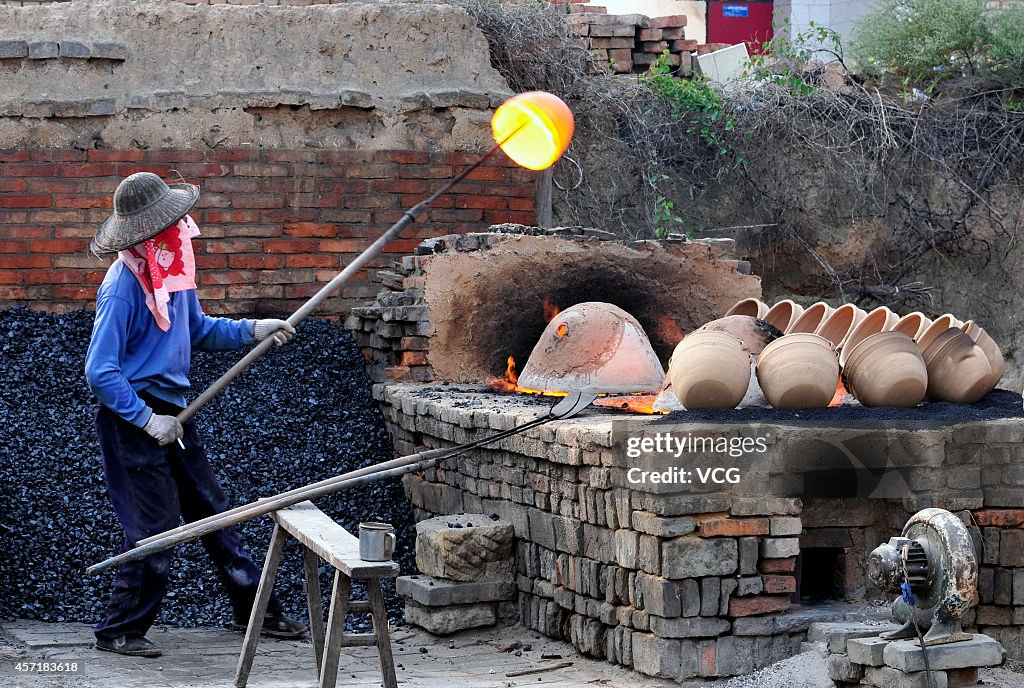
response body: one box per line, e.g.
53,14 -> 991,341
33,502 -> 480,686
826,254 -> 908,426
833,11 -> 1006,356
90,172 -> 199,257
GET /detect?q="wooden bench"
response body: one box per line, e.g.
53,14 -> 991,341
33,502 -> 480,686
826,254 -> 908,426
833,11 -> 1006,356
234,501 -> 399,688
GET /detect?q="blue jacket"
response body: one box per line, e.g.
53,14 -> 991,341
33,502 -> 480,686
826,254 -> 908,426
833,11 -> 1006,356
85,261 -> 255,427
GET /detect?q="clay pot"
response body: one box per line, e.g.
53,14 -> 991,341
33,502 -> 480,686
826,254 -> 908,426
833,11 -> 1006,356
724,298 -> 769,319
923,328 -> 993,404
693,315 -> 780,357
961,320 -> 1004,390
839,307 -> 899,368
843,331 -> 927,408
916,314 -> 961,353
669,332 -> 751,409
891,312 -> 932,342
756,334 -> 839,408
787,302 -> 833,335
763,299 -> 805,333
815,304 -> 867,349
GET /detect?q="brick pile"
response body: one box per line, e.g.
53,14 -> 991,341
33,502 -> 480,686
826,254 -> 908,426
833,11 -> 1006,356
567,13 -> 698,75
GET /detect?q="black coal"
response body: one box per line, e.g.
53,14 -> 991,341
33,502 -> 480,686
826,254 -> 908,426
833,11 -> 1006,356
0,307 -> 412,633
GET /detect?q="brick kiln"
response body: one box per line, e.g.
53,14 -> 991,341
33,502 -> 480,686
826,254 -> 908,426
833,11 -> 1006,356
345,226 -> 1024,680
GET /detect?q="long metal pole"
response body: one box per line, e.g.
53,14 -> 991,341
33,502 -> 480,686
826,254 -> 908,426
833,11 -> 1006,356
176,137 -> 511,425
87,390 -> 596,576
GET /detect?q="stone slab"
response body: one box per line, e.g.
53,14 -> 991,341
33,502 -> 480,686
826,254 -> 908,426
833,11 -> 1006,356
403,601 -> 497,635
396,574 -> 515,606
849,635 -> 891,666
864,665 -> 949,688
415,513 -> 514,582
883,634 -> 1006,672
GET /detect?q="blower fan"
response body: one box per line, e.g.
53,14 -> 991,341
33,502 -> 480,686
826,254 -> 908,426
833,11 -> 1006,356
867,507 -> 979,646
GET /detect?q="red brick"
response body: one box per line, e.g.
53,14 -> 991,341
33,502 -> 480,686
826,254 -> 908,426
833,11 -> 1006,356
3,163 -> 57,177
55,194 -> 111,209
429,209 -> 483,223
116,163 -> 175,178
266,149 -> 318,163
973,509 -> 1024,527
263,239 -> 317,254
59,163 -> 117,178
2,194 -> 51,208
284,284 -> 321,299
759,557 -> 797,573
200,209 -> 261,224
259,208 -> 316,223
463,166 -> 508,182
54,255 -> 109,269
508,198 -> 534,211
345,195 -> 400,210
0,241 -> 26,253
317,150 -> 377,165
0,179 -> 28,193
32,150 -> 85,162
195,254 -> 228,270
343,164 -> 393,179
87,149 -> 146,162
762,575 -> 797,594
195,192 -> 231,209
0,226 -> 51,240
53,285 -> 95,300
29,240 -> 82,254
400,351 -> 428,366
201,270 -> 256,286
729,595 -> 790,617
25,270 -> 83,285
385,151 -> 429,164
205,239 -> 263,254
196,286 -> 227,300
0,285 -> 52,300
672,39 -> 699,52
0,272 -> 22,284
320,239 -> 366,253
455,195 -> 507,210
144,149 -> 205,163
232,163 -> 289,177
374,179 -> 429,194
258,269 -> 313,285
0,255 -> 51,269
226,284 -> 283,299
698,518 -> 770,537
650,14 -> 687,29
399,165 -> 453,179
0,150 -> 30,163
173,163 -> 232,178
204,149 -> 261,163
230,194 -> 286,209
484,210 -> 536,224
228,254 -> 284,270
203,178 -> 260,194
285,254 -> 336,268
227,225 -> 283,239
26,179 -> 85,194
284,222 -> 337,238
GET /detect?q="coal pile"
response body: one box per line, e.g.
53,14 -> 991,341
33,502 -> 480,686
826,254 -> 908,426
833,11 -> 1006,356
0,306 -> 412,632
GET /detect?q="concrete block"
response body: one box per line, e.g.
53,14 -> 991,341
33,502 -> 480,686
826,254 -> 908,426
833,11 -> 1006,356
681,579 -> 701,616
59,41 -> 91,59
700,577 -> 720,616
848,636 -> 890,666
396,575 -> 514,606
404,601 -> 496,635
632,632 -> 681,678
662,536 -> 738,579
760,537 -> 800,559
738,536 -> 759,575
0,41 -> 28,59
636,573 -> 681,617
631,510 -> 696,537
864,665 -> 948,688
27,41 -> 59,59
736,576 -> 763,596
883,635 -> 1006,672
769,516 -> 802,536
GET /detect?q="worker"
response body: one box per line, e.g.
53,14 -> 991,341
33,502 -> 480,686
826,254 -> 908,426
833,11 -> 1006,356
85,172 -> 306,657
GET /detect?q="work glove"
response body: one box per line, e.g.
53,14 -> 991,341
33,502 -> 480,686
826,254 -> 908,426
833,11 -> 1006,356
254,319 -> 296,347
143,413 -> 184,447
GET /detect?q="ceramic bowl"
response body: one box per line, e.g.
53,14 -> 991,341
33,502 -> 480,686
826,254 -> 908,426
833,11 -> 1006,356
669,333 -> 752,409
839,306 -> 899,368
724,298 -> 769,319
694,316 -> 780,357
815,304 -> 867,349
787,302 -> 833,335
923,328 -> 993,404
844,331 -> 927,407
756,334 -> 839,408
916,314 -> 961,352
763,299 -> 805,333
891,312 -> 932,341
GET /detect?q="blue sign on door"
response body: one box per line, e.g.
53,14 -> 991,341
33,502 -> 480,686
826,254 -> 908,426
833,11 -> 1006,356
723,4 -> 749,17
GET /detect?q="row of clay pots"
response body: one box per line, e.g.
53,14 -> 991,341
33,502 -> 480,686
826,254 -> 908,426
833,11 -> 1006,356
668,332 -> 752,409
710,298 -> 1006,408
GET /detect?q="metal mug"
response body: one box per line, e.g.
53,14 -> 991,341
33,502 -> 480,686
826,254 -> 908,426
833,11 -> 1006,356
358,522 -> 396,562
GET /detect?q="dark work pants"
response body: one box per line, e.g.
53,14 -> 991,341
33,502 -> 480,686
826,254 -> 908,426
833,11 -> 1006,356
93,395 -> 280,640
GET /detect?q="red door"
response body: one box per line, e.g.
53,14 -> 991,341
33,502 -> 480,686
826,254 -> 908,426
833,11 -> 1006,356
706,1 -> 775,54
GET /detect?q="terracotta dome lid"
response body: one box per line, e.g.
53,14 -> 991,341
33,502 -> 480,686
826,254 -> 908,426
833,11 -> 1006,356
517,302 -> 665,394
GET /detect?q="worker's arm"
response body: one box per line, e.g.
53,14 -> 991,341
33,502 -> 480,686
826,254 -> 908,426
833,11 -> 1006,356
186,290 -> 257,351
85,294 -> 152,428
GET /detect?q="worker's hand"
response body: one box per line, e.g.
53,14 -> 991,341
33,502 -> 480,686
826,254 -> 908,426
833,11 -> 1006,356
254,319 -> 296,347
143,413 -> 184,447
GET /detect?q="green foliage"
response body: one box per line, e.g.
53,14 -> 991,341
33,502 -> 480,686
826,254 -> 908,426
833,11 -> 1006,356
746,20 -> 844,95
652,192 -> 687,239
640,51 -> 735,154
851,0 -> 1024,87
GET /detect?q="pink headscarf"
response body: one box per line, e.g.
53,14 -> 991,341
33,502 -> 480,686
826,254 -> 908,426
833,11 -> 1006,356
118,215 -> 200,331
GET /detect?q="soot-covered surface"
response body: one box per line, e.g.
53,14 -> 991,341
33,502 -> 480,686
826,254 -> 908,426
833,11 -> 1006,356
0,307 -> 410,631
656,388 -> 1024,427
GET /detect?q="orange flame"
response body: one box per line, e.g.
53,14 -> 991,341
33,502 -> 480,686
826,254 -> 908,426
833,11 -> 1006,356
490,355 -> 665,414
543,296 -> 560,323
828,378 -> 847,408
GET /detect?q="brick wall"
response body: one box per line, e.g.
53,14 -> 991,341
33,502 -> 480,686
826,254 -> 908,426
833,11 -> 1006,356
0,148 -> 537,316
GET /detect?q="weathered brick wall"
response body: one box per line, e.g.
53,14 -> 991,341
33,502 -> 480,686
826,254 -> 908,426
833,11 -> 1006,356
0,148 -> 536,316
